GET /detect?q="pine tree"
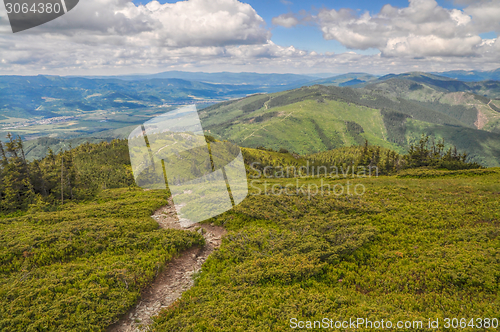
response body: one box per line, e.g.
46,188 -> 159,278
1,134 -> 33,212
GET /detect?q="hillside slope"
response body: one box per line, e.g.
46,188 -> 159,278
363,76 -> 500,133
153,168 -> 500,331
200,85 -> 500,166
362,72 -> 500,100
1,138 -> 497,331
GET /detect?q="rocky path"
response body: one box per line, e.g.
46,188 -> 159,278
107,199 -> 226,332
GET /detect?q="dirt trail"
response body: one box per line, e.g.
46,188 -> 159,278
486,99 -> 500,114
475,108 -> 488,129
241,108 -> 297,143
107,199 -> 226,332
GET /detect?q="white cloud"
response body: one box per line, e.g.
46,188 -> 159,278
0,0 -> 270,56
383,34 -> 482,57
1,36 -> 499,76
0,0 -> 273,73
272,13 -> 300,28
315,0 -> 488,57
463,0 -> 500,34
0,0 -> 499,75
268,0 -> 498,60
32,0 -> 270,47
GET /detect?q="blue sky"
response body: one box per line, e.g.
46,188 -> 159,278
0,0 -> 499,75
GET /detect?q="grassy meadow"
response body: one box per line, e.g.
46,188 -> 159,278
153,169 -> 500,331
0,138 -> 498,331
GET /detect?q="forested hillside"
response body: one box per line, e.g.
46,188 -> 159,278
0,135 -> 133,214
200,84 -> 500,166
0,138 -> 204,330
0,133 -> 479,215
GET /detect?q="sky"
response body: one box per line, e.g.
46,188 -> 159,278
0,0 -> 499,76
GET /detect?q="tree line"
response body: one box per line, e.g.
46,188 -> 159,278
0,135 -> 134,214
0,133 -> 482,214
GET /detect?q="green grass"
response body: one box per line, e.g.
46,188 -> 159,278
0,188 -> 204,331
1,136 -> 499,331
152,169 -> 500,331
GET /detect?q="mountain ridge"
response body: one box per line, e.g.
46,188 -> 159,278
199,83 -> 500,166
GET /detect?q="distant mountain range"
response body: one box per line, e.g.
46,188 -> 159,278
79,67 -> 500,87
360,72 -> 500,99
303,73 -> 379,87
78,71 -> 318,86
82,71 -> 378,88
432,68 -> 500,82
2,69 -> 500,165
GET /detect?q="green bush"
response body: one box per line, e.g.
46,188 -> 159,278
0,188 -> 204,331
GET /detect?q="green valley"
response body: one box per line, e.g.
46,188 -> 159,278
4,71 -> 500,166
0,74 -> 312,148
